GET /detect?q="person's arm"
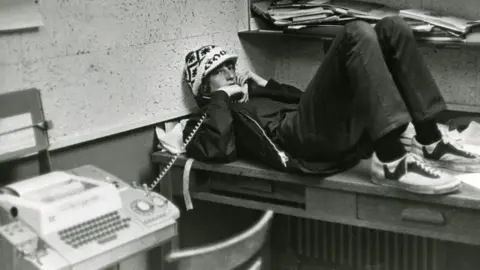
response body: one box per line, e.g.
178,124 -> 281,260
264,79 -> 303,98
237,70 -> 267,88
238,70 -> 303,102
248,78 -> 303,103
183,91 -> 237,162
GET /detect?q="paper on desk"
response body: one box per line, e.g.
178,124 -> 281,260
400,123 -> 463,149
459,121 -> 480,145
411,24 -> 435,32
402,122 -> 470,142
463,144 -> 480,155
456,173 -> 480,190
155,119 -> 188,154
0,113 -> 36,155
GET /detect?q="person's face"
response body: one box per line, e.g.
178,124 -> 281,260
207,61 -> 236,92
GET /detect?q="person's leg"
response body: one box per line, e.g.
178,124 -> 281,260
375,16 -> 480,173
374,16 -> 446,124
279,20 -> 411,161
278,20 -> 460,194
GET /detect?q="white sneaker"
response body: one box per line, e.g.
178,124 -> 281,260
371,152 -> 461,195
411,136 -> 480,173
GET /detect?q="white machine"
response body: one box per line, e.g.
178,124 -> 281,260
0,165 -> 180,270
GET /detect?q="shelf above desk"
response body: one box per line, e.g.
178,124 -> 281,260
239,29 -> 332,41
238,29 -> 479,49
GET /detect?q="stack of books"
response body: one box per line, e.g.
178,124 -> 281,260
398,9 -> 480,43
251,0 -> 480,44
252,0 -> 399,28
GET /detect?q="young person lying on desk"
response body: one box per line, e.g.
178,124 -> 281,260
182,16 -> 480,195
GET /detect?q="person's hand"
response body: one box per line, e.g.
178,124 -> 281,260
237,70 -> 268,87
217,84 -> 249,103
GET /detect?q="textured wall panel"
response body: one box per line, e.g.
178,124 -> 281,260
0,0 -> 251,146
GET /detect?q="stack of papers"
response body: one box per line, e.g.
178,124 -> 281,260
252,0 -> 400,28
399,9 -> 480,35
251,0 -> 480,42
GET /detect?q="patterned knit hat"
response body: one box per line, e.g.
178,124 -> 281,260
184,45 -> 238,96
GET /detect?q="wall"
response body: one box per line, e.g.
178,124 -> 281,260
0,0 -> 279,150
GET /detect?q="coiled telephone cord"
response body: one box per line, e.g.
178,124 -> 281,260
143,113 -> 207,196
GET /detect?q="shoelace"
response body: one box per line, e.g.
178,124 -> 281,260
407,154 -> 442,177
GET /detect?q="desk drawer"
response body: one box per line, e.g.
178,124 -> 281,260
168,168 -> 305,205
306,188 -> 356,219
358,195 -> 480,236
209,173 -> 305,204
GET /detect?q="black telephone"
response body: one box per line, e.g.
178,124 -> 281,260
141,85 -> 247,195
230,92 -> 245,101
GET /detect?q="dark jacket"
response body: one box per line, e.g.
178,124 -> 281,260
183,79 -> 366,176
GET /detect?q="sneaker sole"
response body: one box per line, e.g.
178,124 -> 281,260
371,174 -> 462,195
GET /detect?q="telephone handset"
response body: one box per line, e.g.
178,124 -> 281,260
141,85 -> 246,196
230,92 -> 244,101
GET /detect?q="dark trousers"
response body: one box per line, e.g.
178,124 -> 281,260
279,16 -> 446,161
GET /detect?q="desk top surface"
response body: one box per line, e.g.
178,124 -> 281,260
152,152 -> 480,211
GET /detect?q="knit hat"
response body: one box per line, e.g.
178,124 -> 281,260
184,45 -> 238,96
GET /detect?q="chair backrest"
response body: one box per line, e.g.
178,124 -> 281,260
0,88 -> 52,175
0,89 -> 53,227
166,210 -> 274,270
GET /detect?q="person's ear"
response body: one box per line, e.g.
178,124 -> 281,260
201,77 -> 211,93
204,84 -> 211,93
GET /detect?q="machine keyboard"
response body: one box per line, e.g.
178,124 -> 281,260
58,211 -> 131,248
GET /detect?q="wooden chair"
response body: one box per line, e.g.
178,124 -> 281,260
0,88 -> 53,175
166,210 -> 274,270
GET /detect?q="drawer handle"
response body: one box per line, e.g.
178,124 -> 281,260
240,185 -> 273,193
401,208 -> 446,226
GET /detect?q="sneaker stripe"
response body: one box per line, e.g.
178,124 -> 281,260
422,141 -> 476,160
373,153 -> 460,195
383,158 -> 406,181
